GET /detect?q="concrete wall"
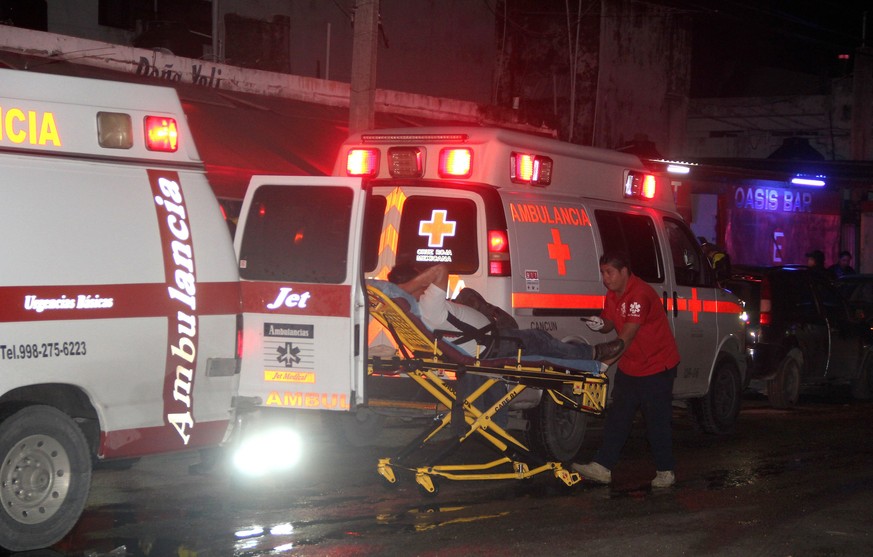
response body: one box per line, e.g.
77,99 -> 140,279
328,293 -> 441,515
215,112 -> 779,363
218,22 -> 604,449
591,0 -> 691,156
0,25 -> 530,129
38,0 -> 496,105
686,94 -> 847,161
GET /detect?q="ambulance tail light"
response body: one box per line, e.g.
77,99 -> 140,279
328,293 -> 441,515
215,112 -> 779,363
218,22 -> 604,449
510,153 -> 553,186
759,276 -> 772,326
145,116 -> 179,152
236,314 -> 244,360
388,147 -> 423,178
438,148 -> 473,178
488,229 -> 511,276
624,171 -> 657,200
346,148 -> 380,177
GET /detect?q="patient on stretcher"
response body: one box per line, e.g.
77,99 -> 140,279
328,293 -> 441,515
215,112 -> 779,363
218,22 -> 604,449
379,263 -> 623,364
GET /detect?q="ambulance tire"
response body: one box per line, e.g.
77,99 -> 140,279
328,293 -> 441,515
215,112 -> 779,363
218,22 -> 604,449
0,405 -> 92,552
768,355 -> 801,409
524,391 -> 589,462
325,408 -> 387,448
850,349 -> 873,401
690,359 -> 742,435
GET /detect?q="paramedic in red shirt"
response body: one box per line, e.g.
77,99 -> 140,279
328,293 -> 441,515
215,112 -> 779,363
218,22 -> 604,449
572,252 -> 681,488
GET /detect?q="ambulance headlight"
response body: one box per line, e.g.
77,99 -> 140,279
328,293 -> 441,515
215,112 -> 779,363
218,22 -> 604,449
232,427 -> 304,477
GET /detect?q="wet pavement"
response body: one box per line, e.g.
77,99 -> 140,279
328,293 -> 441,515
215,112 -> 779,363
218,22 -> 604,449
19,392 -> 873,556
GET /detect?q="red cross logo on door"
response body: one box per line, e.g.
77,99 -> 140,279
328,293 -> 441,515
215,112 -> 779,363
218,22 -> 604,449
548,228 -> 571,275
419,209 -> 457,247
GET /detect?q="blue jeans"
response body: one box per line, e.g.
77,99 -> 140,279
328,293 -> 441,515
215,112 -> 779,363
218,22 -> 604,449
493,329 -> 594,360
593,366 -> 677,472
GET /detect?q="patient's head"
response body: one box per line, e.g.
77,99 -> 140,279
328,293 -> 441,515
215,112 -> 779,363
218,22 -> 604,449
388,263 -> 421,285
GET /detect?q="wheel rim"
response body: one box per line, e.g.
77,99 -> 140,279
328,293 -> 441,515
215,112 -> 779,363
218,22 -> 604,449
713,367 -> 739,421
1,434 -> 71,525
784,360 -> 800,404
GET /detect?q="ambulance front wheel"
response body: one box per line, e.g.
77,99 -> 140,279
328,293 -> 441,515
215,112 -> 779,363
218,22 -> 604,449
524,391 -> 589,462
691,359 -> 742,435
0,405 -> 92,552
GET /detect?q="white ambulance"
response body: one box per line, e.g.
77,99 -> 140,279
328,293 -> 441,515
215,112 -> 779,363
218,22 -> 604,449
233,127 -> 747,462
0,69 -> 240,551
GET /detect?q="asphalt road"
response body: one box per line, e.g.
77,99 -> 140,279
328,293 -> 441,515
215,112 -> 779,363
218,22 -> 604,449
27,392 -> 873,557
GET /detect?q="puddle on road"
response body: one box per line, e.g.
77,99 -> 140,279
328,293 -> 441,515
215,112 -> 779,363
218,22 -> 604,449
705,460 -> 787,489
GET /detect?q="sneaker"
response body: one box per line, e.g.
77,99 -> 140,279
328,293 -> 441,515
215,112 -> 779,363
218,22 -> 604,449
651,470 -> 675,488
571,461 -> 612,484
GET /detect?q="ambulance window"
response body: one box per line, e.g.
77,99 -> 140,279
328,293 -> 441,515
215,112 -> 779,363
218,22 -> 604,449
395,196 -> 479,274
238,185 -> 353,284
363,194 -> 387,273
664,217 -> 712,287
594,210 -> 664,283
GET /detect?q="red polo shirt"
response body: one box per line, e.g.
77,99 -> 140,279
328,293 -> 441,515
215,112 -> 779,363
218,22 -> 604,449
602,274 -> 680,376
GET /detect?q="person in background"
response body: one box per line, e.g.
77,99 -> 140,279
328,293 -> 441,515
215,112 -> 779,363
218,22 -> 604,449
806,249 -> 826,271
828,250 -> 856,278
572,252 -> 681,489
699,239 -> 732,285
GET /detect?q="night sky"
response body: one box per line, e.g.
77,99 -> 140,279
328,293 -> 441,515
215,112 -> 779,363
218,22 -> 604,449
685,1 -> 869,97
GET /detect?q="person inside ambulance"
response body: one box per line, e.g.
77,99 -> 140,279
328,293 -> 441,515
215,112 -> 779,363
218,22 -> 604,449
572,252 -> 681,489
386,262 -> 624,362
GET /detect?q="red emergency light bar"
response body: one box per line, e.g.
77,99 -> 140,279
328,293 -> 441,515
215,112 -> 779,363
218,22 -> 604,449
623,171 -> 657,200
145,116 -> 178,152
438,148 -> 472,178
346,148 -> 380,177
510,152 -> 553,186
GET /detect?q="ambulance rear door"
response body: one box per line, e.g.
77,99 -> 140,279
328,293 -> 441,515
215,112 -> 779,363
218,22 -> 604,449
234,176 -> 366,413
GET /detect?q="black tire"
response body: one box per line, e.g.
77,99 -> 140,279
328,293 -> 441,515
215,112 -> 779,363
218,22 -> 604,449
0,406 -> 92,552
524,389 -> 588,462
691,359 -> 742,434
851,350 -> 873,401
768,356 -> 801,409
325,408 -> 387,448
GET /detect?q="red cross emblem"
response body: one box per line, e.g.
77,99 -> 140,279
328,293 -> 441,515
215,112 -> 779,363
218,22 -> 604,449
419,210 -> 457,247
688,287 -> 702,323
547,228 -> 571,275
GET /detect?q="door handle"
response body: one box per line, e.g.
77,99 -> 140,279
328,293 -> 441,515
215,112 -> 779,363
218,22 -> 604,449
673,291 -> 679,317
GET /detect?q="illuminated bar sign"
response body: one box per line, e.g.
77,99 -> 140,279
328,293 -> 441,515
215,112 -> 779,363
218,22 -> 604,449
732,185 -> 829,214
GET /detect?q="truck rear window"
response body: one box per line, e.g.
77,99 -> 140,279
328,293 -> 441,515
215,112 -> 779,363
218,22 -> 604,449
238,185 -> 353,284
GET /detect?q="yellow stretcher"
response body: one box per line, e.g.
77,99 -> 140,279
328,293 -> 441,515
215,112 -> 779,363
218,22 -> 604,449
366,284 -> 608,495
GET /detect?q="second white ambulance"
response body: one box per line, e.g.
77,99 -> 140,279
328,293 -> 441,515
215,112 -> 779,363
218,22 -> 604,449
0,69 -> 240,551
233,127 -> 747,462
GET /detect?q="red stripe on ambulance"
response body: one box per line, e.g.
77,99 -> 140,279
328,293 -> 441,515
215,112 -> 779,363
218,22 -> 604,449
241,282 -> 351,317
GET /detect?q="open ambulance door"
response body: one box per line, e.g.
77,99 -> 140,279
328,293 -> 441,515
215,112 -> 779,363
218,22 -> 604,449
234,176 -> 366,416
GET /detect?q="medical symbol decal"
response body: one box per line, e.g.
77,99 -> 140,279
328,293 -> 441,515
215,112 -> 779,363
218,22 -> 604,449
547,228 -> 571,275
629,302 -> 641,317
262,323 -> 314,382
276,342 -> 302,367
419,209 -> 457,248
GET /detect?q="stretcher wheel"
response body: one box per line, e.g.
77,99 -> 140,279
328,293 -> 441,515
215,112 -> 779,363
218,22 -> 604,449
415,473 -> 439,497
417,482 -> 439,497
380,475 -> 399,489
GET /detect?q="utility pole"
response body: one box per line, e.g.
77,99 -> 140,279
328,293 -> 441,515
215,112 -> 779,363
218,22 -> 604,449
349,0 -> 379,134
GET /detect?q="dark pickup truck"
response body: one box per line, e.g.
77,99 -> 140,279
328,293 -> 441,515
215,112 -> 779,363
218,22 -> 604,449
724,265 -> 873,407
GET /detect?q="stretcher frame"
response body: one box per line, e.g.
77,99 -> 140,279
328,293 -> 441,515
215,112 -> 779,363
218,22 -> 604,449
365,284 -> 608,495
